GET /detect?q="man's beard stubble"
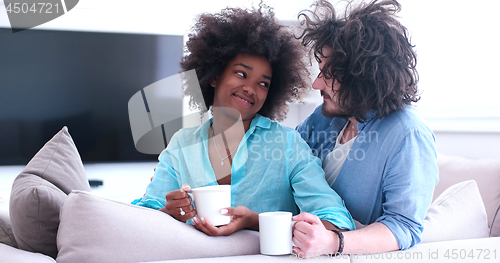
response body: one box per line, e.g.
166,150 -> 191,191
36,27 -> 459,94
320,98 -> 351,118
321,105 -> 350,118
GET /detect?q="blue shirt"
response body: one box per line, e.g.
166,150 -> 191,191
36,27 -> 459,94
133,114 -> 355,230
296,105 -> 438,250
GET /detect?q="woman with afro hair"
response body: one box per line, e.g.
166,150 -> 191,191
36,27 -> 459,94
133,4 -> 354,239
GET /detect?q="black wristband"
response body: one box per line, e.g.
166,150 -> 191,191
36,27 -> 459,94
330,229 -> 344,254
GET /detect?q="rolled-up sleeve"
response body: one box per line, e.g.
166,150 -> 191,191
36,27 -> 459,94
131,137 -> 181,209
376,129 -> 438,250
287,130 -> 355,230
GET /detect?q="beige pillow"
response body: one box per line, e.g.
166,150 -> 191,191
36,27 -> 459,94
436,154 -> 500,228
57,191 -> 260,263
421,180 -> 490,243
9,126 -> 90,258
0,194 -> 17,248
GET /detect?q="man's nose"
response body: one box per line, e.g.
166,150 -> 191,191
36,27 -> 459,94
312,77 -> 324,91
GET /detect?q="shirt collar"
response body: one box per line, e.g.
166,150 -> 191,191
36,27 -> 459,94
327,109 -> 379,132
193,113 -> 271,139
359,109 -> 378,130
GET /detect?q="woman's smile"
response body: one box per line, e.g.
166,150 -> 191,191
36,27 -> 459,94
232,93 -> 254,107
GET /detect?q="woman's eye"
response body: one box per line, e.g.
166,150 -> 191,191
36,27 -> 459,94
236,71 -> 245,77
259,82 -> 270,88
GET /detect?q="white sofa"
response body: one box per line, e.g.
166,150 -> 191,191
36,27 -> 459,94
1,127 -> 499,263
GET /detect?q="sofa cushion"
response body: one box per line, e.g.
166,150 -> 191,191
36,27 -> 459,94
0,194 -> 17,248
0,243 -> 56,263
9,126 -> 90,258
56,191 -> 260,263
436,154 -> 500,228
421,180 -> 489,243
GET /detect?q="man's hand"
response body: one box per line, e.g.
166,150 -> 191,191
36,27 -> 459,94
292,212 -> 338,258
159,184 -> 196,222
192,206 -> 258,236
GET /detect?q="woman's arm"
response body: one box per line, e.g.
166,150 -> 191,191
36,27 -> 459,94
287,130 -> 355,230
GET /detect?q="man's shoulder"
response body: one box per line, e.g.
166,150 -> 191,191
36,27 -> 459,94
375,105 -> 433,136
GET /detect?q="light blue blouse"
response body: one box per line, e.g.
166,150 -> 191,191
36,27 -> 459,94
132,114 -> 355,230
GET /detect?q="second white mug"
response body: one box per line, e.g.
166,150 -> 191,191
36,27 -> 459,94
259,211 -> 296,255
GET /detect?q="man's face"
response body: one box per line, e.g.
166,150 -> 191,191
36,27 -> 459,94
312,49 -> 350,118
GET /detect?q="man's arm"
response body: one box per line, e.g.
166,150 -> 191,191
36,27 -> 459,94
340,222 -> 399,254
294,214 -> 398,257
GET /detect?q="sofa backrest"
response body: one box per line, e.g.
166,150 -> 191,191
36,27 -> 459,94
435,153 -> 500,235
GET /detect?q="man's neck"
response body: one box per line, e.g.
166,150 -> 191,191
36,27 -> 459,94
339,117 -> 358,144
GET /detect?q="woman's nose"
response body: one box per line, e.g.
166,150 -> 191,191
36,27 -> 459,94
243,82 -> 257,95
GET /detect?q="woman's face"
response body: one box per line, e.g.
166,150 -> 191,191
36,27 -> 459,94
211,54 -> 272,122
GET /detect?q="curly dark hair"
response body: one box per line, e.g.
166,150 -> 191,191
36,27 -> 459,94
180,4 -> 310,122
299,0 -> 420,121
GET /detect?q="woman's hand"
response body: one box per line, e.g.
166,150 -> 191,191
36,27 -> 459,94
159,184 -> 196,223
192,206 -> 258,236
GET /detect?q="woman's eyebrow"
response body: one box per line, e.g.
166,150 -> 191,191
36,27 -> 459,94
234,63 -> 271,80
234,63 -> 252,70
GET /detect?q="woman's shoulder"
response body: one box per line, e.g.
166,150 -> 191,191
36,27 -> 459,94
257,115 -> 298,134
167,125 -> 205,148
258,116 -> 309,146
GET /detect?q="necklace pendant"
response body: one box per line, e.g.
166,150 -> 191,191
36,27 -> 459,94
221,161 -> 224,166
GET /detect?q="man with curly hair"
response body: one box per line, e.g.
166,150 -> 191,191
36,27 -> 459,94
293,0 -> 439,256
133,5 -> 355,241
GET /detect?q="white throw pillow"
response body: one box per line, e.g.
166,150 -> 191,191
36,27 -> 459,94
421,180 -> 490,243
56,191 -> 260,263
436,154 -> 500,228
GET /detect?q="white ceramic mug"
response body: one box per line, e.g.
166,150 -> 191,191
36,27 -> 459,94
188,185 -> 231,226
259,211 -> 296,255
